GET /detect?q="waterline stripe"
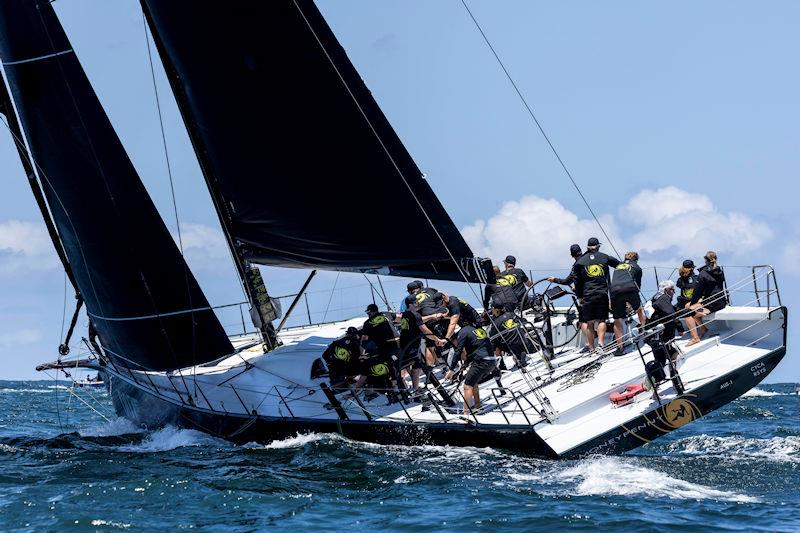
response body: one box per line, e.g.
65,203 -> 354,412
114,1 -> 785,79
3,49 -> 74,66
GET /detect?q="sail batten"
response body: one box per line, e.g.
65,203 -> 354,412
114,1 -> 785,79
0,0 -> 233,371
142,0 -> 489,283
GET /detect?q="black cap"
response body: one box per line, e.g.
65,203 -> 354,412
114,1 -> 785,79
682,259 -> 695,269
587,237 -> 600,247
365,303 -> 379,313
569,244 -> 581,256
406,280 -> 423,292
346,326 -> 359,336
504,255 -> 516,265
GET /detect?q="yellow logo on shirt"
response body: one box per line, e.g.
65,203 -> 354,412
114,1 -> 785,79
503,318 -> 518,330
497,274 -> 518,287
334,346 -> 351,362
369,315 -> 387,326
415,293 -> 430,304
370,363 -> 389,377
683,288 -> 694,300
473,328 -> 488,340
400,317 -> 409,331
587,264 -> 605,277
616,263 -> 632,271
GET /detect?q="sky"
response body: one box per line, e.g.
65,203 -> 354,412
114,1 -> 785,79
0,1 -> 797,381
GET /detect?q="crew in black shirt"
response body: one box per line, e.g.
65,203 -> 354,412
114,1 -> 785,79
454,324 -> 496,415
609,251 -> 645,355
489,304 -> 534,367
494,255 -> 533,310
321,327 -> 362,388
361,303 -> 399,359
574,237 -> 620,350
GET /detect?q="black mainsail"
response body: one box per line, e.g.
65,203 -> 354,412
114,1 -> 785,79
141,0 -> 492,284
0,0 -> 233,371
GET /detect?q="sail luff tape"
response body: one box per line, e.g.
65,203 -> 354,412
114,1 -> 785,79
2,49 -> 74,66
88,305 -> 214,322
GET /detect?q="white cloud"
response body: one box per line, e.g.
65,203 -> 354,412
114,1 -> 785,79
622,187 -> 773,258
172,222 -> 232,271
462,187 -> 773,270
0,220 -> 58,274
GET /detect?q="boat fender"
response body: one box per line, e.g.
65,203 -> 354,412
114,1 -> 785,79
609,383 -> 647,405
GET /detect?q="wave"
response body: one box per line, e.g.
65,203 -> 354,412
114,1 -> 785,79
741,388 -> 783,398
554,457 -> 758,502
667,434 -> 800,463
80,417 -> 143,438
0,384 -> 69,394
117,426 -> 224,453
260,432 -> 335,450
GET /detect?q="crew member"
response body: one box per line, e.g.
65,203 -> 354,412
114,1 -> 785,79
397,301 -> 442,391
483,266 -> 502,311
321,327 -> 362,389
548,244 -> 592,353
489,303 -> 534,368
453,323 -> 497,415
686,251 -> 727,346
574,237 -> 620,351
646,280 -> 684,394
676,260 -> 698,310
609,251 -> 645,355
496,255 -> 533,310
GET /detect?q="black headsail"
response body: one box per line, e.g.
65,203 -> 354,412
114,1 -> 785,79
141,0 -> 493,284
0,0 -> 233,371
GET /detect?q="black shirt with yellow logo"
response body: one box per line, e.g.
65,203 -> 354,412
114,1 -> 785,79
498,267 -> 530,303
413,287 -> 446,316
610,259 -> 642,296
676,274 -> 697,308
361,313 -> 398,354
322,336 -> 361,377
489,311 -> 535,355
574,251 -> 620,303
455,324 -> 494,363
398,309 -> 424,350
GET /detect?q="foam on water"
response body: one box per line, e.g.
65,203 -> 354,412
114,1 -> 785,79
117,426 -> 223,453
669,434 -> 800,463
261,432 -> 337,449
742,388 -> 783,398
81,417 -> 143,438
556,457 -> 758,502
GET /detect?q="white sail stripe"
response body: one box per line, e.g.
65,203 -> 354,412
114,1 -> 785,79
2,49 -> 74,66
88,306 -> 213,322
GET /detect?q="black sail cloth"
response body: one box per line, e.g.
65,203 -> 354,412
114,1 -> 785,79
141,0 -> 491,283
0,0 -> 233,371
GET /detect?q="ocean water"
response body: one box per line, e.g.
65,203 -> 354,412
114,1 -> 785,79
0,381 -> 798,531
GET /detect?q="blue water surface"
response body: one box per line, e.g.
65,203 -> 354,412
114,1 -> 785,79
0,380 -> 798,531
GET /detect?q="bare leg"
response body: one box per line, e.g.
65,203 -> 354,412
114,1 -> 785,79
463,384 -> 475,414
613,319 -> 624,348
473,385 -> 481,411
685,315 -> 701,345
596,320 -> 607,348
425,347 -> 436,367
636,306 -> 646,326
585,321 -> 596,349
411,368 -> 421,389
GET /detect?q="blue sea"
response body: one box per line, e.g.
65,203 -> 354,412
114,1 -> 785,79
0,380 -> 798,531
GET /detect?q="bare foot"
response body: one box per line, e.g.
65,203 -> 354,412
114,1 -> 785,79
686,338 -> 701,347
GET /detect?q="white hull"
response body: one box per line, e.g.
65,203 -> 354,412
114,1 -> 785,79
99,304 -> 787,457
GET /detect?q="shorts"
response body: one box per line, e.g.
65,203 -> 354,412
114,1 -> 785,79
611,292 -> 641,319
464,357 -> 496,387
582,297 -> 610,322
704,295 -> 727,313
576,302 -> 587,323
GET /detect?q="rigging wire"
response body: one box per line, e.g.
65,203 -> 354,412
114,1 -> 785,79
459,0 -> 622,260
291,0 -> 484,306
322,271 -> 340,323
